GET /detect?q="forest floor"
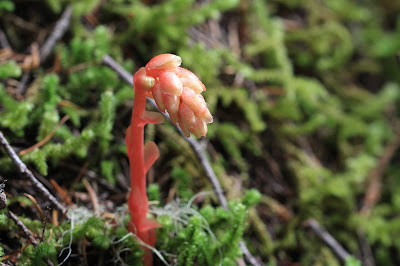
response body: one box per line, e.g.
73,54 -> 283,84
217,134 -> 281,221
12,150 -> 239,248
0,0 -> 400,265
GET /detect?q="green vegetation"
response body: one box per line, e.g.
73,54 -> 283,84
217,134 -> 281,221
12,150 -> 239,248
0,0 -> 399,265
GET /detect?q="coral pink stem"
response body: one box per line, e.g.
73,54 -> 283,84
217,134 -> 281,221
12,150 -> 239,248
126,54 -> 212,266
129,88 -> 146,197
127,75 -> 158,266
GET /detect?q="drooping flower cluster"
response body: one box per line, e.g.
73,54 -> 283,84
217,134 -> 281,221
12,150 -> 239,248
143,54 -> 213,138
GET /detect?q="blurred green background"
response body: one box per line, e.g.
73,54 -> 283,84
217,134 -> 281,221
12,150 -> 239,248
0,0 -> 399,265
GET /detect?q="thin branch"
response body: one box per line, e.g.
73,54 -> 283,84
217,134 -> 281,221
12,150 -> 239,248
0,28 -> 11,49
82,178 -> 99,215
7,211 -> 55,266
8,210 -> 38,246
304,218 -> 350,263
102,54 -> 260,266
102,54 -> 133,86
0,130 -> 68,218
18,5 -> 72,94
360,131 -> 400,216
239,241 -> 262,266
39,5 -> 73,62
185,137 -> 228,208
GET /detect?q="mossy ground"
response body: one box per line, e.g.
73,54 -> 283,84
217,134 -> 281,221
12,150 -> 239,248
0,0 -> 400,265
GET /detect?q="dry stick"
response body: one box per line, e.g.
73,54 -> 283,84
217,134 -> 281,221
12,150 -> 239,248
7,210 -> 38,246
39,5 -> 72,62
102,54 -> 260,266
7,211 -> 55,266
0,28 -> 11,49
82,178 -> 99,215
357,124 -> 400,266
18,5 -> 72,93
0,130 -> 68,218
305,218 -> 350,263
360,132 -> 400,216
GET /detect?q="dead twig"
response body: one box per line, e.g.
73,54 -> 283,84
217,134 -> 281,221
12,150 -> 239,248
0,239 -> 33,261
39,5 -> 73,62
8,210 -> 38,246
82,178 -> 99,215
0,130 -> 68,218
360,132 -> 400,216
0,28 -> 11,49
7,211 -> 55,266
50,179 -> 74,206
24,193 -> 45,220
304,218 -> 350,263
102,54 -> 261,266
18,5 -> 72,94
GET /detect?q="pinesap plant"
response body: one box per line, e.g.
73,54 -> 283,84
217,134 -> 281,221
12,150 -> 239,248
126,54 -> 213,265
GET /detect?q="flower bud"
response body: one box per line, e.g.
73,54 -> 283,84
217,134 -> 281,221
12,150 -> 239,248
196,106 -> 213,124
159,71 -> 183,96
133,67 -> 155,91
178,117 -> 191,138
180,77 -> 205,94
174,67 -> 205,93
189,117 -> 207,138
152,83 -> 166,112
181,87 -> 207,114
179,102 -> 196,127
139,54 -> 212,138
162,94 -> 180,125
146,54 -> 182,76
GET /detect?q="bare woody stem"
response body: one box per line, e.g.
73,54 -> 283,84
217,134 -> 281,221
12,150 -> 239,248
304,218 -> 350,263
0,130 -> 68,218
7,211 -> 55,266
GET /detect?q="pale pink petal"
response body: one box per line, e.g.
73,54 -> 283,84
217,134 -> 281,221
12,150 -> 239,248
181,87 -> 207,114
159,71 -> 183,96
197,108 -> 213,124
162,94 -> 180,125
178,117 -> 191,138
173,67 -> 206,92
152,83 -> 166,112
145,54 -> 181,76
180,77 -> 205,94
189,117 -> 207,138
179,102 -> 196,127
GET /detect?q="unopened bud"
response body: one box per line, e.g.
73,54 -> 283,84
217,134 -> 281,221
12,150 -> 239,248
133,67 -> 155,91
162,94 -> 180,125
179,103 -> 196,127
152,83 -> 166,112
179,117 -> 191,138
189,118 -> 207,138
159,71 -> 183,96
181,87 -> 207,114
146,54 -> 182,76
174,67 -> 205,93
